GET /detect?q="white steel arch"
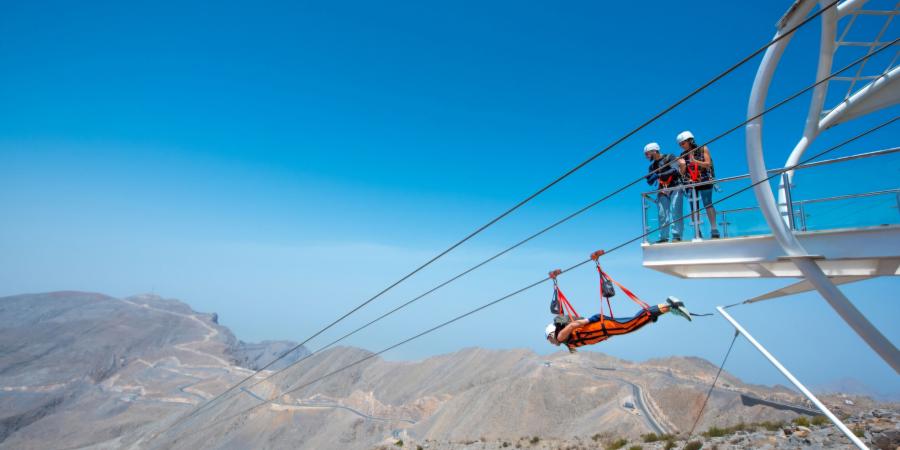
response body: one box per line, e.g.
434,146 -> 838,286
746,0 -> 900,372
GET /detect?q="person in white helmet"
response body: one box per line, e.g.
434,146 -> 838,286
677,131 -> 720,239
643,142 -> 686,243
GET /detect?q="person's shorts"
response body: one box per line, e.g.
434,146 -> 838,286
694,186 -> 714,207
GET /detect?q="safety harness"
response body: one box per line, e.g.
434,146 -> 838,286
549,250 -> 652,349
653,154 -> 678,190
685,146 -> 713,183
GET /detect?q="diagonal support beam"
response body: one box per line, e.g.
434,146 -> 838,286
745,275 -> 872,303
717,306 -> 869,450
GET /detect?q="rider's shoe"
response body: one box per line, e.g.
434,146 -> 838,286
666,296 -> 692,322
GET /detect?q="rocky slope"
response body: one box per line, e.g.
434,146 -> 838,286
0,291 -> 306,449
0,291 -> 896,450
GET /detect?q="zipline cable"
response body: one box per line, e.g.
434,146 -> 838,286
155,24 -> 887,438
192,32 -> 898,408
157,115 -> 897,446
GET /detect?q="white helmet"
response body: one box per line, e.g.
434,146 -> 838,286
676,130 -> 694,144
643,142 -> 660,153
545,323 -> 556,338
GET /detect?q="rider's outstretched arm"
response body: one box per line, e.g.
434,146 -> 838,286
557,318 -> 589,343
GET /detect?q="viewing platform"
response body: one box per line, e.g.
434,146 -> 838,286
640,148 -> 900,281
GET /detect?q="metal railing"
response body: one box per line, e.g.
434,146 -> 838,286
641,147 -> 900,243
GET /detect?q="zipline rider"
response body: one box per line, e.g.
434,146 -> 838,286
543,254 -> 693,352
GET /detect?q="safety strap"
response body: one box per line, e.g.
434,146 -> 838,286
550,270 -> 579,320
689,162 -> 702,182
595,264 -> 614,330
602,269 -> 652,311
557,285 -> 579,319
591,249 -> 651,313
659,173 -> 674,188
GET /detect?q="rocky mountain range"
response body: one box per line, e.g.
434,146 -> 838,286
0,291 -> 895,449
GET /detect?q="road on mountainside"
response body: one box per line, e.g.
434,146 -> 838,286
240,387 -> 416,424
107,296 -> 257,406
587,371 -> 668,436
739,393 -> 821,416
611,376 -> 666,435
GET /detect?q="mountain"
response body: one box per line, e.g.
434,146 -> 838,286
0,291 -> 894,450
0,291 -> 306,449
816,377 -> 900,403
229,340 -> 310,371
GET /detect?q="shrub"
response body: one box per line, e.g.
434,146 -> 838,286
642,433 -> 659,442
702,422 -> 751,438
530,436 -> 540,444
759,421 -> 784,431
810,415 -> 829,426
683,441 -> 703,450
628,446 -> 643,450
793,416 -> 810,427
852,425 -> 865,437
395,440 -> 403,447
663,440 -> 677,450
606,438 -> 628,450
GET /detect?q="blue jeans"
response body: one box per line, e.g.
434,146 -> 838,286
588,305 -> 662,324
657,188 -> 684,240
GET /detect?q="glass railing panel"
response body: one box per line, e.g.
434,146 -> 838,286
716,207 -> 774,238
642,194 -> 663,243
798,191 -> 900,231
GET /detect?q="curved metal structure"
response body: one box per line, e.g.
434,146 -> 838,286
746,0 -> 900,372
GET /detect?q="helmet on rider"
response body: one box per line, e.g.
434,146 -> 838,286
545,323 -> 556,338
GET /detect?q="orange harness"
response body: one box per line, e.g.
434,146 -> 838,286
686,147 -> 712,183
549,250 -> 652,349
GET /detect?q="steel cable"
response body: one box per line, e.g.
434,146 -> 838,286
156,113 -> 897,448
149,0 -> 852,434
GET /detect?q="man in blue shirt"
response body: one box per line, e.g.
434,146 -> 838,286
644,142 -> 686,243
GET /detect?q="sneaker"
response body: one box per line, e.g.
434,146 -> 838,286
671,236 -> 682,242
711,230 -> 721,239
666,296 -> 692,322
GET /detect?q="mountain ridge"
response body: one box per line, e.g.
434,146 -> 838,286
0,291 -> 894,450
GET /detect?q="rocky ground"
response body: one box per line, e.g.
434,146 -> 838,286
375,408 -> 899,449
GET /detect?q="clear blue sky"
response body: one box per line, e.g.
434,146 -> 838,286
1,0 -> 898,397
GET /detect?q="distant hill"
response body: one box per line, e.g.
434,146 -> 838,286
815,377 -> 900,403
0,291 -> 306,449
0,291 -> 893,450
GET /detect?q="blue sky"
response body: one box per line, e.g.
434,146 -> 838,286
1,0 -> 898,397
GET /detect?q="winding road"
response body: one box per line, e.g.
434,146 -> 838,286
102,296 -> 256,406
239,387 -> 416,424
589,372 -> 668,435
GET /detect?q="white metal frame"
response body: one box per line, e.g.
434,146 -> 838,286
746,0 -> 900,372
717,307 -> 868,450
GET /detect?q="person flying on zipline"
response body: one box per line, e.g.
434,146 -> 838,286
545,297 -> 691,350
543,251 -> 692,352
